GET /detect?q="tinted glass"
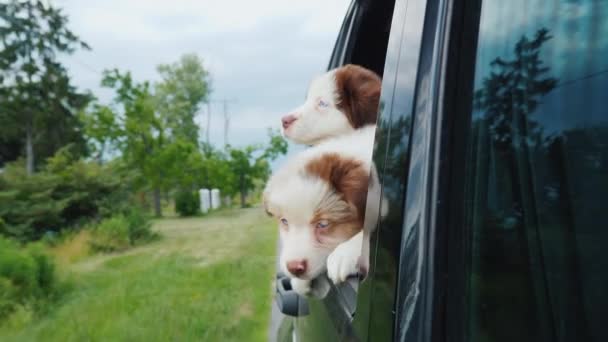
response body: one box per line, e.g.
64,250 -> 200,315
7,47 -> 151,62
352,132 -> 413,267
462,0 -> 608,341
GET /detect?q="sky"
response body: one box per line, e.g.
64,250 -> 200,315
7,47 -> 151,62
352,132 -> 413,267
53,0 -> 351,152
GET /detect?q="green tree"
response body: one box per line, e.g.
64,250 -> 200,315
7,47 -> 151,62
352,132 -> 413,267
155,53 -> 211,145
227,129 -> 287,207
0,0 -> 90,174
101,69 -> 167,216
79,102 -> 121,163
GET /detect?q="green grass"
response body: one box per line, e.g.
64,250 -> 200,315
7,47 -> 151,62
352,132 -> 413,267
0,207 -> 278,342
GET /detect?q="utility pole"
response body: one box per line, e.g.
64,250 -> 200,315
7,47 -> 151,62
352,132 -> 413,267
223,100 -> 229,147
206,98 -> 237,148
206,102 -> 211,146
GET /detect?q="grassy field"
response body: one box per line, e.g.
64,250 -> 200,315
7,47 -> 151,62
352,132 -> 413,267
0,207 -> 278,342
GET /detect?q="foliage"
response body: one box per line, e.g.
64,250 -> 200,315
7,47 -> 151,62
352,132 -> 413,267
474,28 -> 558,148
0,236 -> 59,321
88,215 -> 130,252
0,149 -> 131,242
174,189 -> 200,217
155,53 -> 211,145
0,0 -> 91,173
79,102 -> 121,163
124,208 -> 154,245
89,209 -> 154,253
102,69 -> 169,216
227,129 -> 288,207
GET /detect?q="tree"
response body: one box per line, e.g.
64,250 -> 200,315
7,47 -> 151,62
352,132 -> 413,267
155,53 -> 211,145
101,69 -> 167,216
79,102 -> 121,163
0,0 -> 91,174
474,28 -> 558,148
227,129 -> 288,207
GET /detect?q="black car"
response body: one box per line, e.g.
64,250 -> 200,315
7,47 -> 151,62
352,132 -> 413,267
275,0 -> 608,341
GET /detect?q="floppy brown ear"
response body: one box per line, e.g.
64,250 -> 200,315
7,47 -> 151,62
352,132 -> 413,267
306,153 -> 370,224
334,64 -> 381,128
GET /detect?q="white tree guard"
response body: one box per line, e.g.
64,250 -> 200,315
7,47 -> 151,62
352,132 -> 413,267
199,188 -> 210,213
211,189 -> 221,209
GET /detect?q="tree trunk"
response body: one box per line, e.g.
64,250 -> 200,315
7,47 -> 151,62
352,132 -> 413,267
25,125 -> 35,175
240,190 -> 247,208
239,173 -> 246,208
153,188 -> 162,217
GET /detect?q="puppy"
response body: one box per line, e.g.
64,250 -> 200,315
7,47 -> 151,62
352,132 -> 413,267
281,64 -> 381,145
264,126 -> 385,297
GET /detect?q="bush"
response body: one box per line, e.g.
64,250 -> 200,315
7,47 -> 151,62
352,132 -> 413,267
89,215 -> 130,252
175,189 -> 200,216
124,208 -> 154,245
0,151 -> 133,242
0,237 -> 58,320
89,210 -> 155,253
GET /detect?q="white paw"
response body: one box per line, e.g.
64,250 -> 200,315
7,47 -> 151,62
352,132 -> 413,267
327,241 -> 361,284
290,278 -> 312,296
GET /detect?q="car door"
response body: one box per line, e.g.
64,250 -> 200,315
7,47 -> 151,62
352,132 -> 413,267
389,0 -> 608,341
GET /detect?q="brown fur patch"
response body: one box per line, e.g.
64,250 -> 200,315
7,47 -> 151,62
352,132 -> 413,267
305,153 -> 370,227
311,191 -> 361,241
334,64 -> 381,128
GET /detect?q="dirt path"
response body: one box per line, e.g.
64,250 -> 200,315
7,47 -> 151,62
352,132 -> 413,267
72,207 -> 274,272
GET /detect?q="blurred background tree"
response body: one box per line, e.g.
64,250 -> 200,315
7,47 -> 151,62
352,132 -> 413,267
0,0 -> 91,174
155,53 -> 211,146
0,0 -> 288,235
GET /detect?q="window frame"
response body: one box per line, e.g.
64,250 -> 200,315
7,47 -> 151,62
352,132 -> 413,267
392,0 -> 484,341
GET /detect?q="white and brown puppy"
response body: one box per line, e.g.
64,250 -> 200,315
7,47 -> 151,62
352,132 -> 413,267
281,64 -> 381,145
264,126 -> 384,297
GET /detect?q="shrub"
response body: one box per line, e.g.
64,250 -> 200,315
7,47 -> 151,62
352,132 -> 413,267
0,236 -> 58,320
175,189 -> 200,216
124,208 -> 155,245
0,152 -> 133,242
88,215 -> 130,252
89,210 -> 155,253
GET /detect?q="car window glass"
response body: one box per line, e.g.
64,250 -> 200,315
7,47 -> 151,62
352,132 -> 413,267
462,0 -> 608,341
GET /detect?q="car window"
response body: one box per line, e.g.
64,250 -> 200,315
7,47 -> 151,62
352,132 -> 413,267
460,0 -> 608,341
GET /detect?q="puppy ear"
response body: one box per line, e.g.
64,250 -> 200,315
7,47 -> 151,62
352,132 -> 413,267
306,153 -> 369,223
334,64 -> 381,128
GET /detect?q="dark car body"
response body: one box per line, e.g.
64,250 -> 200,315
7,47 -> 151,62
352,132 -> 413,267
276,0 -> 608,341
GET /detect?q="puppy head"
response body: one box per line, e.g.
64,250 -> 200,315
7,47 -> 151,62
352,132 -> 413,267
281,64 -> 381,145
264,153 -> 369,280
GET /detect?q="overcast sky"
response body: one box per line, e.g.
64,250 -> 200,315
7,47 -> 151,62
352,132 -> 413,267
53,0 -> 351,152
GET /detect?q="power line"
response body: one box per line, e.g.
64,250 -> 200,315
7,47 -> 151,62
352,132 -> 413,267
554,68 -> 608,89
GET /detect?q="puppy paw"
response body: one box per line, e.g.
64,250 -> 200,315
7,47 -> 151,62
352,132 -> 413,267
327,241 -> 361,284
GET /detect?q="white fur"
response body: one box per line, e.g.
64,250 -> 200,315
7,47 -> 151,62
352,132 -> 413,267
327,230 -> 363,284
282,71 -> 355,145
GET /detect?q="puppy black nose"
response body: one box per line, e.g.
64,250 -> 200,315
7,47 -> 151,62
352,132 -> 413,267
286,259 -> 307,277
281,114 -> 297,129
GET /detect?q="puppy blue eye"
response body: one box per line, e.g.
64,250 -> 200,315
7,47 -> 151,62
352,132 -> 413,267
280,218 -> 288,225
316,221 -> 329,229
318,99 -> 329,108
